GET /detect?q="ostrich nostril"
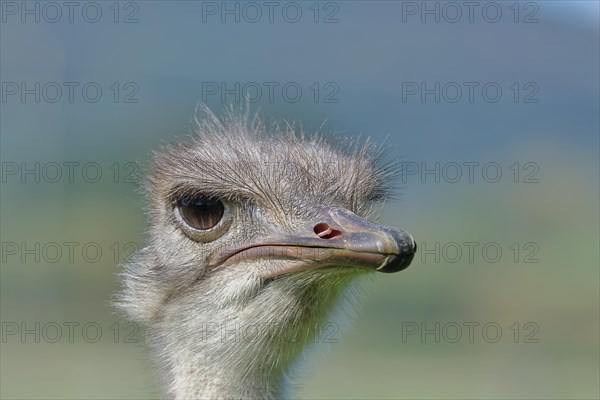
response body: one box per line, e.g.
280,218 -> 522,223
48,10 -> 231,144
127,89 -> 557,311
314,223 -> 342,240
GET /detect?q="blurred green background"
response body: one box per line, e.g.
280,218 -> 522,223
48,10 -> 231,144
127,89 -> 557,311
1,1 -> 598,399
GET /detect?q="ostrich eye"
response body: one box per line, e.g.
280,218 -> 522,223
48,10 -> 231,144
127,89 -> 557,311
177,197 -> 224,230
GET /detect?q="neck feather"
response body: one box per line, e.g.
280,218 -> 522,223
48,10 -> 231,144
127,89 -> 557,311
149,271 -> 361,399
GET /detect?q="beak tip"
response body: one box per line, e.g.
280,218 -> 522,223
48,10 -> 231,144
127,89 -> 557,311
376,251 -> 416,273
376,233 -> 417,273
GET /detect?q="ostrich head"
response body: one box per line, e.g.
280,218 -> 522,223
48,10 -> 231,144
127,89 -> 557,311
118,105 -> 416,399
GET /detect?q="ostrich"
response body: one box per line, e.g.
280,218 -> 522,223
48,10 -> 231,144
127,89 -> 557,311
118,105 -> 416,399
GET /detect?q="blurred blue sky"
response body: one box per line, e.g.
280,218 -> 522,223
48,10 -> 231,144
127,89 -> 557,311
2,1 -> 598,163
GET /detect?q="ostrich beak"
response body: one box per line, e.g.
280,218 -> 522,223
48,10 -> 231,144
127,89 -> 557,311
211,207 -> 416,277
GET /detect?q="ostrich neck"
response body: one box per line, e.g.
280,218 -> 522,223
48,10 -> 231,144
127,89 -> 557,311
161,318 -> 292,399
166,343 -> 288,399
154,275 -> 353,399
